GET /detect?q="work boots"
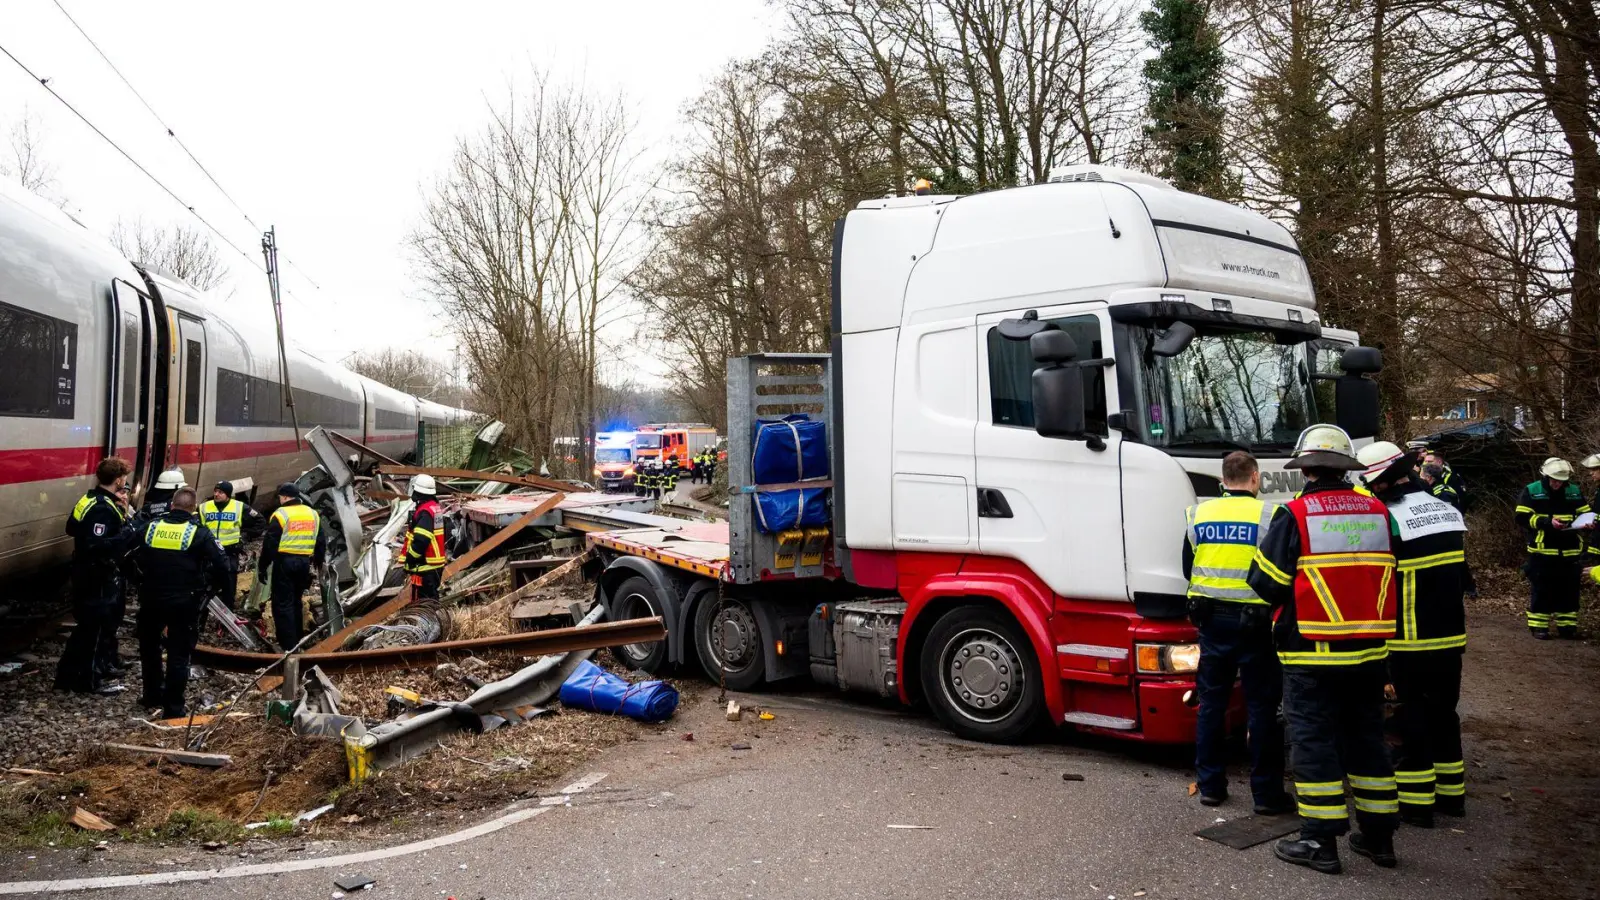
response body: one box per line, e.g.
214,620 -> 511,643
1349,831 -> 1398,868
1435,797 -> 1466,818
1399,806 -> 1434,829
1558,627 -> 1579,639
1531,628 -> 1551,640
1274,834 -> 1342,874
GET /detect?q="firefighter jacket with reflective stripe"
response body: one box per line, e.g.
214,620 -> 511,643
1587,488 -> 1600,560
1374,481 -> 1468,652
1516,480 -> 1589,558
1248,480 -> 1397,666
1430,482 -> 1462,510
200,499 -> 245,547
133,511 -> 229,604
405,500 -> 447,573
269,502 -> 320,556
1185,492 -> 1275,604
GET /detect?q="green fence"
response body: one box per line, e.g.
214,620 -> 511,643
416,421 -> 480,469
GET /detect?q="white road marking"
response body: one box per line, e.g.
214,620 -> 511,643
0,772 -> 610,894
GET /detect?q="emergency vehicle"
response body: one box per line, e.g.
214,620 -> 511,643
634,424 -> 719,469
589,166 -> 1382,744
593,431 -> 638,491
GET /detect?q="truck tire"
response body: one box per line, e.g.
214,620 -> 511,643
919,606 -> 1043,743
607,576 -> 670,674
693,593 -> 766,691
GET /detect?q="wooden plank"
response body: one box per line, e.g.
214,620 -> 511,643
327,430 -> 404,468
101,743 -> 232,768
480,550 -> 592,619
378,464 -> 580,494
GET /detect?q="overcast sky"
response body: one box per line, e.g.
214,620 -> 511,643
0,0 -> 777,381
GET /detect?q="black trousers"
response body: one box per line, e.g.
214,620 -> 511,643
1283,661 -> 1398,838
268,556 -> 313,651
1389,649 -> 1465,814
1194,604 -> 1284,804
55,586 -> 118,692
409,568 -> 442,601
1527,557 -> 1581,631
137,595 -> 202,712
94,586 -> 128,675
219,546 -> 243,610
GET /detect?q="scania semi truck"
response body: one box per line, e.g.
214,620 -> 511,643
587,165 -> 1382,744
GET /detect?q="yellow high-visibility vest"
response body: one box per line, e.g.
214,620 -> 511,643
72,491 -> 125,523
271,503 -> 319,556
144,519 -> 197,551
201,498 -> 245,547
1186,494 -> 1276,605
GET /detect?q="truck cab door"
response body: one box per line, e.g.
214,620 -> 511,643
974,305 -> 1126,602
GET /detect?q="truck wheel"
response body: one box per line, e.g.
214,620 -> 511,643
919,606 -> 1043,743
607,576 -> 670,674
693,593 -> 766,691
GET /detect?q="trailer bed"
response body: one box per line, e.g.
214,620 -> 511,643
587,523 -> 731,580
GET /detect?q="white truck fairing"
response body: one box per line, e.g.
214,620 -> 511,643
833,167 -> 1356,604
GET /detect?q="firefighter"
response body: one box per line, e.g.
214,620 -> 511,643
1357,442 -> 1470,826
1419,464 -> 1460,509
1183,451 -> 1290,814
1516,458 -> 1589,639
1582,455 -> 1600,565
131,488 -> 229,718
257,483 -> 326,651
199,481 -> 265,610
663,458 -> 680,499
404,474 -> 448,601
1424,448 -> 1468,507
703,448 -> 718,485
54,457 -> 136,695
1248,425 -> 1400,874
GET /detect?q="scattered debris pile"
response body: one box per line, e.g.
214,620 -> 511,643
0,422 -> 686,847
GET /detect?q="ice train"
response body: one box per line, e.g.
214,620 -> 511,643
0,179 -> 473,585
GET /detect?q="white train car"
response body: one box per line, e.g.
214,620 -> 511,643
0,179 -> 474,584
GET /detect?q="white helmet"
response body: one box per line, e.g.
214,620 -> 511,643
1285,424 -> 1364,471
1356,441 -> 1408,486
412,473 -> 438,496
153,468 -> 187,491
1540,458 -> 1573,482
1582,454 -> 1600,470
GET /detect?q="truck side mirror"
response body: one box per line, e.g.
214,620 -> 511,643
1029,329 -> 1086,439
1336,377 -> 1381,440
1339,346 -> 1382,375
1152,321 -> 1196,358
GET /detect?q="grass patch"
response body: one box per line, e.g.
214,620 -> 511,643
259,816 -> 295,836
150,808 -> 242,843
2,810 -> 105,849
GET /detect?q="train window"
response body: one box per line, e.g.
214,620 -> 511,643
120,313 -> 138,423
0,300 -> 76,419
183,340 -> 202,425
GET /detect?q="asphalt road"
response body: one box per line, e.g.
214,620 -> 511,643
6,607 -> 1588,900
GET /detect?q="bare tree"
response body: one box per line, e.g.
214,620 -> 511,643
110,217 -> 228,290
410,71 -> 640,472
347,347 -> 463,405
0,107 -> 60,199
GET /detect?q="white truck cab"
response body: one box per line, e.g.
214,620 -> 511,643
833,165 -> 1381,613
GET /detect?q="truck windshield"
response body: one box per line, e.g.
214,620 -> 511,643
635,434 -> 662,449
1129,326 -> 1317,454
595,448 -> 631,463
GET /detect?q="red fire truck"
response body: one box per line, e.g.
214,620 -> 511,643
588,166 -> 1381,743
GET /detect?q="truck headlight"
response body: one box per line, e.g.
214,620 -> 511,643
1135,642 -> 1201,674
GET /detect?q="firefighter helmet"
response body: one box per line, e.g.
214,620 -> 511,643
153,468 -> 187,491
1285,424 -> 1364,471
1540,458 -> 1573,482
1356,441 -> 1408,486
1582,454 -> 1600,470
412,473 -> 438,496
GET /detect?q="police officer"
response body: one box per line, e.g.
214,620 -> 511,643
1516,458 -> 1589,639
199,481 -> 265,610
1357,442 -> 1470,825
132,488 -> 229,718
1248,425 -> 1400,874
258,483 -> 326,651
102,467 -> 191,678
1183,451 -> 1290,814
404,474 -> 447,601
55,457 -> 136,694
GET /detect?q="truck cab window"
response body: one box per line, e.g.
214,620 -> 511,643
986,315 -> 1108,435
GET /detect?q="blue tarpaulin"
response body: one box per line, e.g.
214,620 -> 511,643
558,659 -> 679,723
753,415 -> 830,484
754,487 -> 829,533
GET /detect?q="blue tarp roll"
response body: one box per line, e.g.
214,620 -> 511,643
753,415 -> 830,484
558,659 -> 679,723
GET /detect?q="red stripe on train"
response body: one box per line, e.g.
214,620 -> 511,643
0,435 -> 415,486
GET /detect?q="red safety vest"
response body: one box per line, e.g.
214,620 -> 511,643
406,499 -> 448,573
1287,490 -> 1397,641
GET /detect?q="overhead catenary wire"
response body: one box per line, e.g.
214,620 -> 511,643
48,0 -> 326,294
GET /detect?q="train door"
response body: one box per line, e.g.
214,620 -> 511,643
110,280 -> 157,493
173,315 -> 208,484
